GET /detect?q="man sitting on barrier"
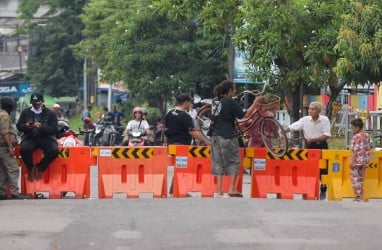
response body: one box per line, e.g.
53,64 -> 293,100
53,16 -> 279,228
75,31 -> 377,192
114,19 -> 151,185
164,93 -> 211,196
284,101 -> 331,200
16,93 -> 59,181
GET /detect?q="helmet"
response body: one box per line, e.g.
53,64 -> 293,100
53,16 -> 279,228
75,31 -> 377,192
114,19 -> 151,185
84,117 -> 91,124
57,120 -> 70,138
58,120 -> 69,132
53,104 -> 60,108
141,108 -> 147,115
133,107 -> 142,115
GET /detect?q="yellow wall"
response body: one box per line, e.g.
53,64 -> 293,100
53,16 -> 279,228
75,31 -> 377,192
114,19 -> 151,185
350,95 -> 359,109
378,85 -> 382,110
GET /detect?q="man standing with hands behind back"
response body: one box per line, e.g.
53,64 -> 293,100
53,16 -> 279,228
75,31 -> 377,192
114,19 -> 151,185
284,101 -> 331,199
17,93 -> 59,181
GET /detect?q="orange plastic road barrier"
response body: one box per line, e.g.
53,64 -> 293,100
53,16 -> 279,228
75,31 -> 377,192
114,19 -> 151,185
167,145 -> 243,197
16,146 -> 95,199
97,146 -> 168,198
248,147 -> 320,199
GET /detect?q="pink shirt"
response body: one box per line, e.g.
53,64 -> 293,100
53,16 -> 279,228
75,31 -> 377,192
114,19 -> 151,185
350,132 -> 370,166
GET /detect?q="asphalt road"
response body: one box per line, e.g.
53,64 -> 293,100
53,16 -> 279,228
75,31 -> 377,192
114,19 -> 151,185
1,172 -> 382,250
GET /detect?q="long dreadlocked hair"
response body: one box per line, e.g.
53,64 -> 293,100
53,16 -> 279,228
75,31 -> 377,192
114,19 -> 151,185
213,80 -> 234,99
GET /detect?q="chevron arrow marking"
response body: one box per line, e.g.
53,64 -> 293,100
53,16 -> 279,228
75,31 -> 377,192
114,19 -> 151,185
58,148 -> 70,158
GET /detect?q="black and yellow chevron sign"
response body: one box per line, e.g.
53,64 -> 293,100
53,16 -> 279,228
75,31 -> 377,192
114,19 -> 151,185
111,148 -> 153,159
58,148 -> 70,158
367,162 -> 378,168
188,146 -> 210,158
267,149 -> 308,160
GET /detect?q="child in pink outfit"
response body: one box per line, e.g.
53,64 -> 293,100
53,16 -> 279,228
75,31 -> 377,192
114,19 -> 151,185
350,118 -> 370,201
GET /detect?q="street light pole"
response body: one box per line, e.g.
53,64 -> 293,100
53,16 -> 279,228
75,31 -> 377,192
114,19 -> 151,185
83,58 -> 88,109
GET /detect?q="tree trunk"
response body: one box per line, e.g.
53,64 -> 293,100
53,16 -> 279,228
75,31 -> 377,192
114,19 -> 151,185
325,79 -> 347,119
285,86 -> 301,123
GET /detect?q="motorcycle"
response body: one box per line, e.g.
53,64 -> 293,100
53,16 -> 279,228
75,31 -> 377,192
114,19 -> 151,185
113,124 -> 125,145
127,131 -> 147,146
90,121 -> 118,146
57,120 -> 83,146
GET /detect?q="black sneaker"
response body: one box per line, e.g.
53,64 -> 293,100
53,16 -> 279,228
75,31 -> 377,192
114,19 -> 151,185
0,195 -> 9,200
319,185 -> 327,200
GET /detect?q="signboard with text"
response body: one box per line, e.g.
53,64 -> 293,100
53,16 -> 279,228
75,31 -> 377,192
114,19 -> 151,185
0,82 -> 36,98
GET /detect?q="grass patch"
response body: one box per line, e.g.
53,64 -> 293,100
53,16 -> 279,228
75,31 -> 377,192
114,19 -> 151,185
328,136 -> 348,150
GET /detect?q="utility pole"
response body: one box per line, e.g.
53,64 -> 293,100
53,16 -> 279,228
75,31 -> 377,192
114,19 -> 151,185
228,37 -> 234,82
83,58 -> 88,109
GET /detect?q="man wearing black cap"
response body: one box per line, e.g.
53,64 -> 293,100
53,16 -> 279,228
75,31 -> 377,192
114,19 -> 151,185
16,93 -> 59,181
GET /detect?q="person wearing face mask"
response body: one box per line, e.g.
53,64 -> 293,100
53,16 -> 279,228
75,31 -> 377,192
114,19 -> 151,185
16,93 -> 59,181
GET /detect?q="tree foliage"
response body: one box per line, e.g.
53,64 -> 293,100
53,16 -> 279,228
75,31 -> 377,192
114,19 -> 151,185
76,0 -> 227,114
17,0 -> 86,97
16,0 -> 382,119
335,1 -> 382,85
154,0 -> 346,120
235,0 -> 349,120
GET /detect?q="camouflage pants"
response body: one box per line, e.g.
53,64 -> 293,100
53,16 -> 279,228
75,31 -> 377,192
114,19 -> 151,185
350,164 -> 366,197
0,147 -> 20,196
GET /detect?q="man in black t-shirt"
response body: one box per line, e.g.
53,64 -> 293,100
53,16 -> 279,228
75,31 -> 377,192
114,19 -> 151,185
164,93 -> 210,196
210,80 -> 245,197
164,93 -> 209,146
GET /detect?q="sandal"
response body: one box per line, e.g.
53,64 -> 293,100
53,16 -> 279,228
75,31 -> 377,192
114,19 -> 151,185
35,193 -> 47,199
228,193 -> 243,197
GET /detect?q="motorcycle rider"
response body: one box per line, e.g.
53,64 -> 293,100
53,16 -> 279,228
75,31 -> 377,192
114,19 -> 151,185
98,107 -> 114,123
122,107 -> 153,145
141,108 -> 148,121
53,104 -> 65,121
92,107 -> 117,146
82,104 -> 92,146
112,105 -> 124,125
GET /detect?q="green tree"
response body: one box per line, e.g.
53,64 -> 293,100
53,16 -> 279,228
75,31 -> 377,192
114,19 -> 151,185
335,1 -> 382,89
17,0 -> 86,97
235,0 -> 349,121
76,0 -> 227,115
154,0 -> 353,121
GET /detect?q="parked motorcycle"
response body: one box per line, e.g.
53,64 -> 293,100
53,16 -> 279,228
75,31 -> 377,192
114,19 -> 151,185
57,120 -> 83,146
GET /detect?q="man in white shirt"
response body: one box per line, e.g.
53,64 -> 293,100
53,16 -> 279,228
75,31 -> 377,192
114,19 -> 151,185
285,101 -> 331,199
